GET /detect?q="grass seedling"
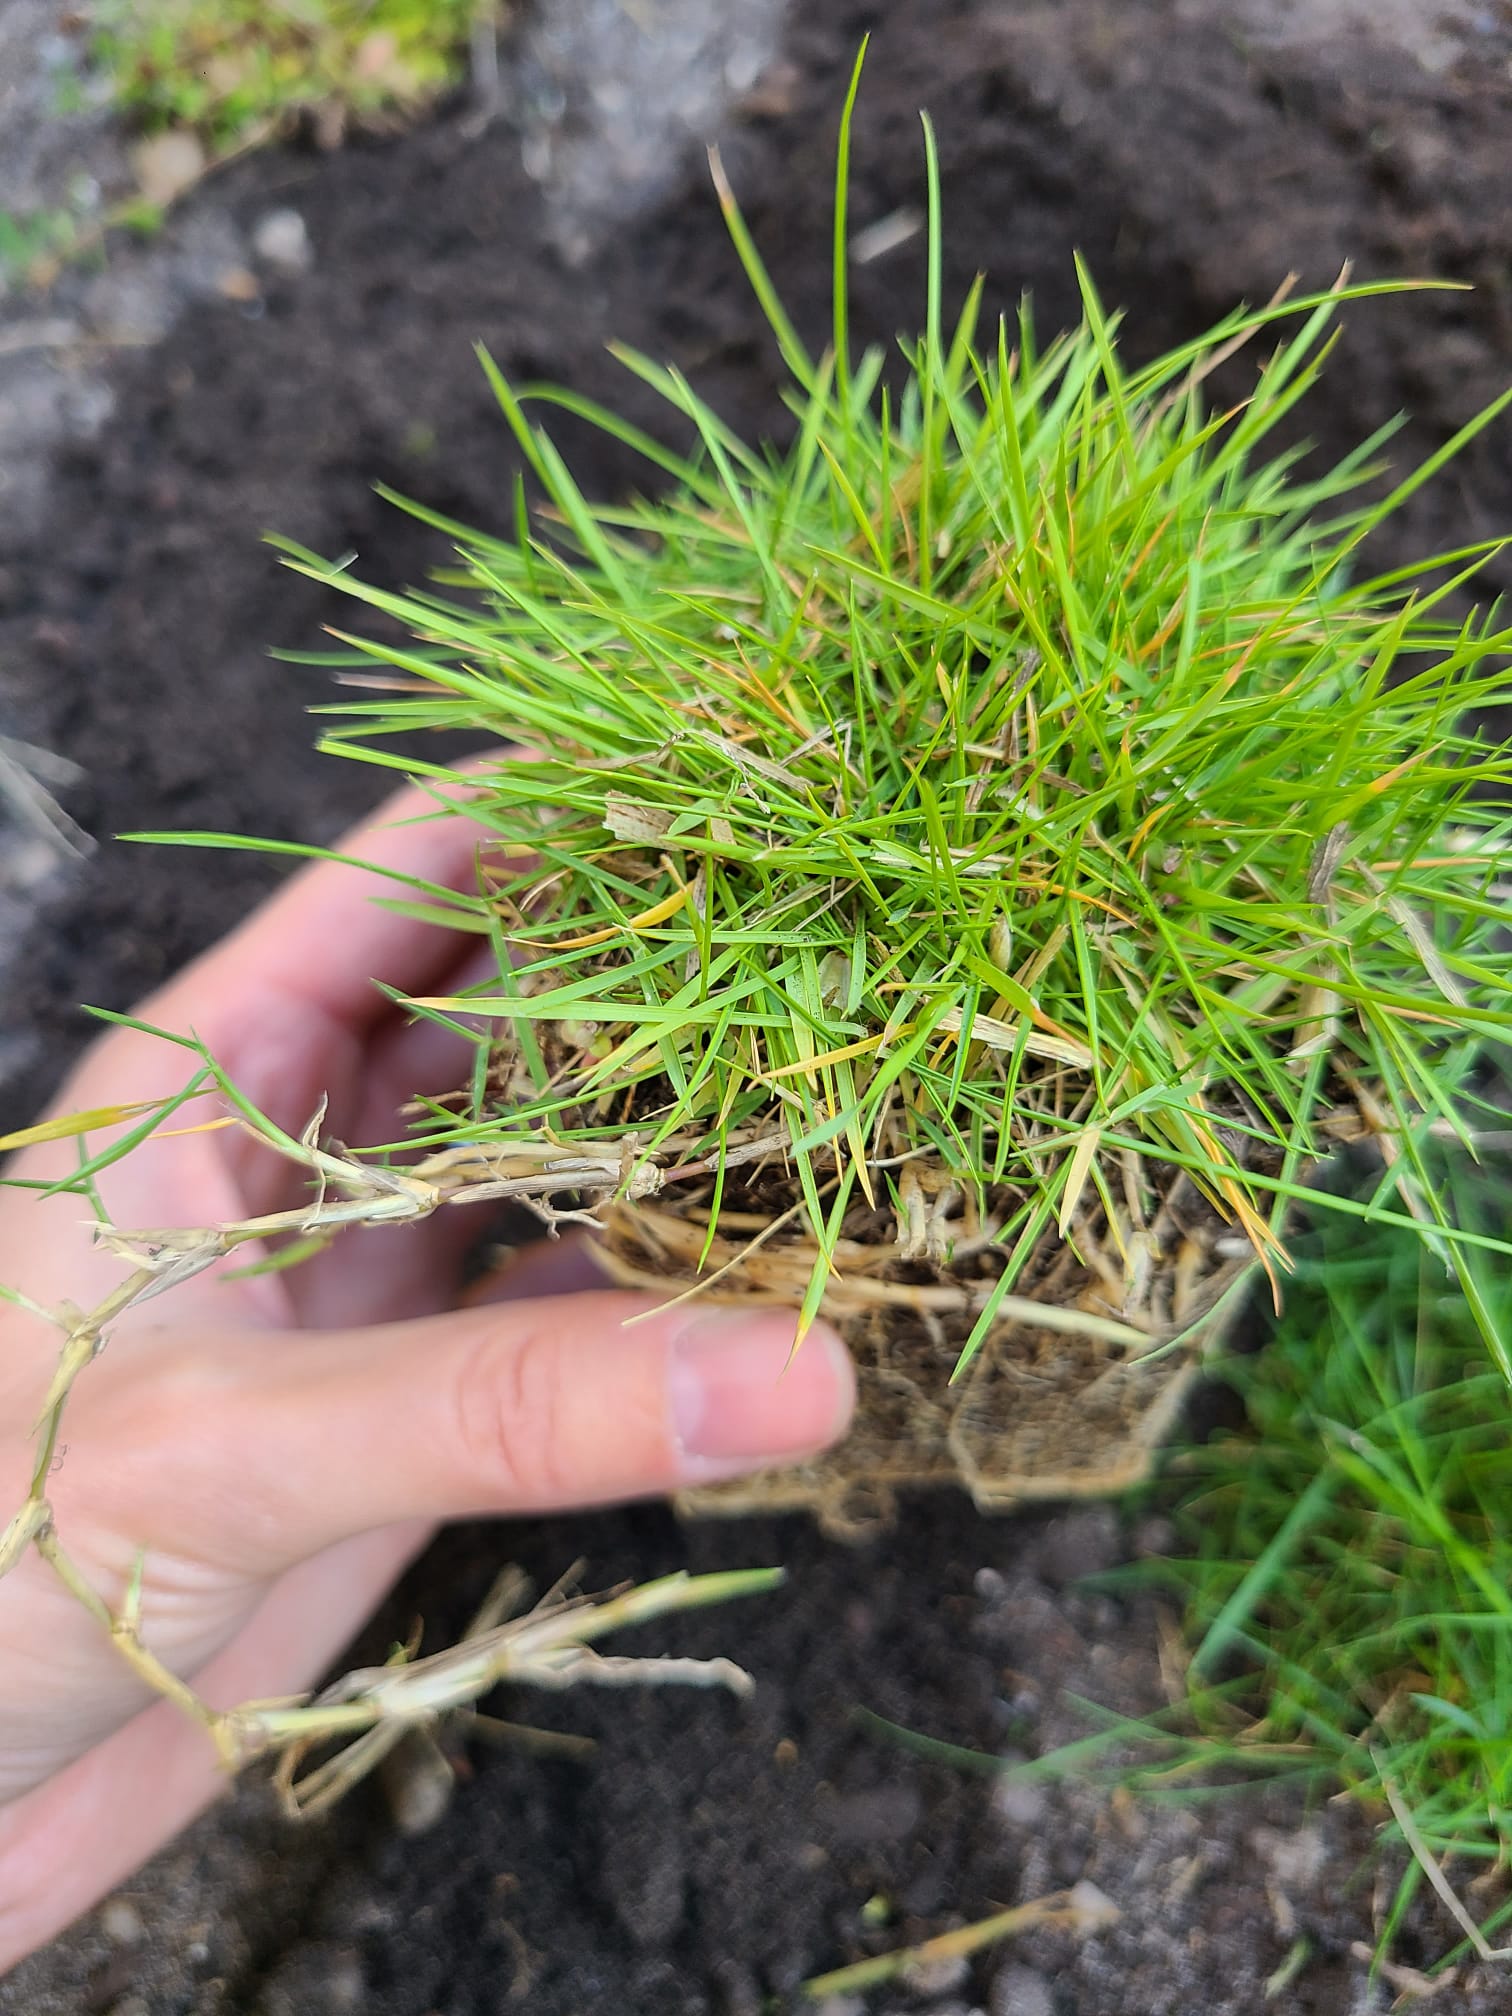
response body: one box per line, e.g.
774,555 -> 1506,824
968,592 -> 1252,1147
4,54 -> 1512,1796
5,0 -> 484,294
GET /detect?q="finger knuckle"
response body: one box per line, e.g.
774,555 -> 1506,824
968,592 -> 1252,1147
452,1318 -> 569,1505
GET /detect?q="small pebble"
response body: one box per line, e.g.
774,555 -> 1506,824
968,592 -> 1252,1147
1248,1822 -> 1326,1891
0,835 -> 68,895
321,1948 -> 366,2011
82,269 -> 174,345
58,376 -> 116,444
1067,1879 -> 1119,1928
991,1961 -> 1056,2016
99,1898 -> 144,1946
722,35 -> 767,95
901,1863 -> 950,1917
1031,1507 -> 1121,1586
991,1772 -> 1050,1830
1132,1514 -> 1177,1557
826,1783 -> 923,1847
903,1949 -> 970,1995
129,129 -> 206,207
380,1729 -> 456,1836
252,208 -> 313,274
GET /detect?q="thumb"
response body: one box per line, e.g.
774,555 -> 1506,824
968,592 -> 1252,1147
132,1292 -> 856,1574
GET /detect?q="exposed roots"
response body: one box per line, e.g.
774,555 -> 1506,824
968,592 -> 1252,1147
598,1153 -> 1257,1540
1,1096 -> 1261,1795
0,1113 -> 781,1807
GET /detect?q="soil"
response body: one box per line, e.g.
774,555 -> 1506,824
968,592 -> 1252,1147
4,2 -> 1512,2010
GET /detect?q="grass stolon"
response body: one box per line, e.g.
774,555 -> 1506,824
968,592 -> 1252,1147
3,67 -> 1512,1804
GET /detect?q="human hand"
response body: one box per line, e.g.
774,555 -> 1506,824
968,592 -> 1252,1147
0,775 -> 854,1970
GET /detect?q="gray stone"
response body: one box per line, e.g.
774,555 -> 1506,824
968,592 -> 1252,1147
991,1770 -> 1051,1830
990,1962 -> 1056,2016
252,207 -> 313,273
904,1949 -> 971,1995
1031,1507 -> 1122,1586
825,1781 -> 923,1846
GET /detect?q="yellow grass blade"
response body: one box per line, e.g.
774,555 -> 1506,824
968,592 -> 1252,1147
936,1005 -> 1095,1071
536,882 -> 692,952
153,1116 -> 242,1142
1057,1126 -> 1103,1241
756,1034 -> 886,1081
0,1098 -> 170,1153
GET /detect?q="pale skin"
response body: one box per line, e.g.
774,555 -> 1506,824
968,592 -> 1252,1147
0,777 -> 855,1971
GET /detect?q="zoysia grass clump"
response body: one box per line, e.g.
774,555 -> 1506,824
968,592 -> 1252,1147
239,92 -> 1512,1366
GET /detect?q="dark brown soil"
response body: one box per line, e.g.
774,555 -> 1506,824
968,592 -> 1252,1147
5,3 -> 1512,2011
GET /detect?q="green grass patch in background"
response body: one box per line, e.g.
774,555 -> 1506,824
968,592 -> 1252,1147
92,0 -> 484,151
882,1153 -> 1512,1971
2,1 -> 487,290
1138,1154 -> 1512,1965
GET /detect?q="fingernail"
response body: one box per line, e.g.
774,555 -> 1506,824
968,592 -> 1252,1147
669,1308 -> 855,1483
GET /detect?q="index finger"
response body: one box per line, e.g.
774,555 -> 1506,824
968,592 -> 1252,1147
151,758 -> 514,1041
